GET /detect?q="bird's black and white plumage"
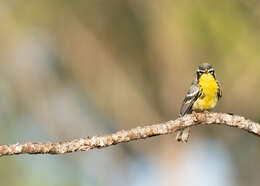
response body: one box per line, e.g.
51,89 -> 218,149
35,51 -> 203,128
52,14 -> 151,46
180,80 -> 201,116
176,63 -> 222,142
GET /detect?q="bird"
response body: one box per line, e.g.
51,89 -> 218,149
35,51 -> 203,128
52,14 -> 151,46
176,63 -> 222,142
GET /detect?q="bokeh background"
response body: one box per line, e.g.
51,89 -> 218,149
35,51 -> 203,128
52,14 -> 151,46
1,1 -> 260,186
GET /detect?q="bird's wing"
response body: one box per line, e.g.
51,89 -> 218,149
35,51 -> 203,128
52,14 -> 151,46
180,81 -> 201,116
217,80 -> 222,99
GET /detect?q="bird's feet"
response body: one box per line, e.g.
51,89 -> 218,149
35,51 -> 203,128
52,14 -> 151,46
192,111 -> 200,121
203,110 -> 209,114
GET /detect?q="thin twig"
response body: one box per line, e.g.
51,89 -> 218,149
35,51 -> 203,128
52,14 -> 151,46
0,112 -> 259,157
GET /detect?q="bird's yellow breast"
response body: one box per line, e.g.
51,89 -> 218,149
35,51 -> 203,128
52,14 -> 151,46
192,73 -> 218,111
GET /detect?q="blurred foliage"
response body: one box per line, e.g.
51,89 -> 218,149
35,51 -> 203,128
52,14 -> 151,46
0,0 -> 260,186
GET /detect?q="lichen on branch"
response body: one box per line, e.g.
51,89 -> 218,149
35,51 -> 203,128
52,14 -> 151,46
0,112 -> 259,157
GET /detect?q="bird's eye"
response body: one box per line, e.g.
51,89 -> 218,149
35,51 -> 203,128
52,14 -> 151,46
209,70 -> 214,75
196,70 -> 203,77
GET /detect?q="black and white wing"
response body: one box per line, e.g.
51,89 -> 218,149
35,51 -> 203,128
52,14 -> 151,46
217,80 -> 222,99
180,81 -> 201,116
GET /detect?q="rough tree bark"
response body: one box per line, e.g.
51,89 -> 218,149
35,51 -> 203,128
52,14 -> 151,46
0,112 -> 259,157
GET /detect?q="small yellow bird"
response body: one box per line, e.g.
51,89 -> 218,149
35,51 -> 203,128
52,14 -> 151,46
176,63 -> 222,142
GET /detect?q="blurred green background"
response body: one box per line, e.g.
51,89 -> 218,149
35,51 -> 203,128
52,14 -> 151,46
1,1 -> 260,186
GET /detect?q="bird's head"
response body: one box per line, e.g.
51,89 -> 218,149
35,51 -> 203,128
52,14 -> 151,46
196,63 -> 216,80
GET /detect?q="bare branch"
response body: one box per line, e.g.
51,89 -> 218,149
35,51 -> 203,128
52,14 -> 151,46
0,112 -> 259,157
